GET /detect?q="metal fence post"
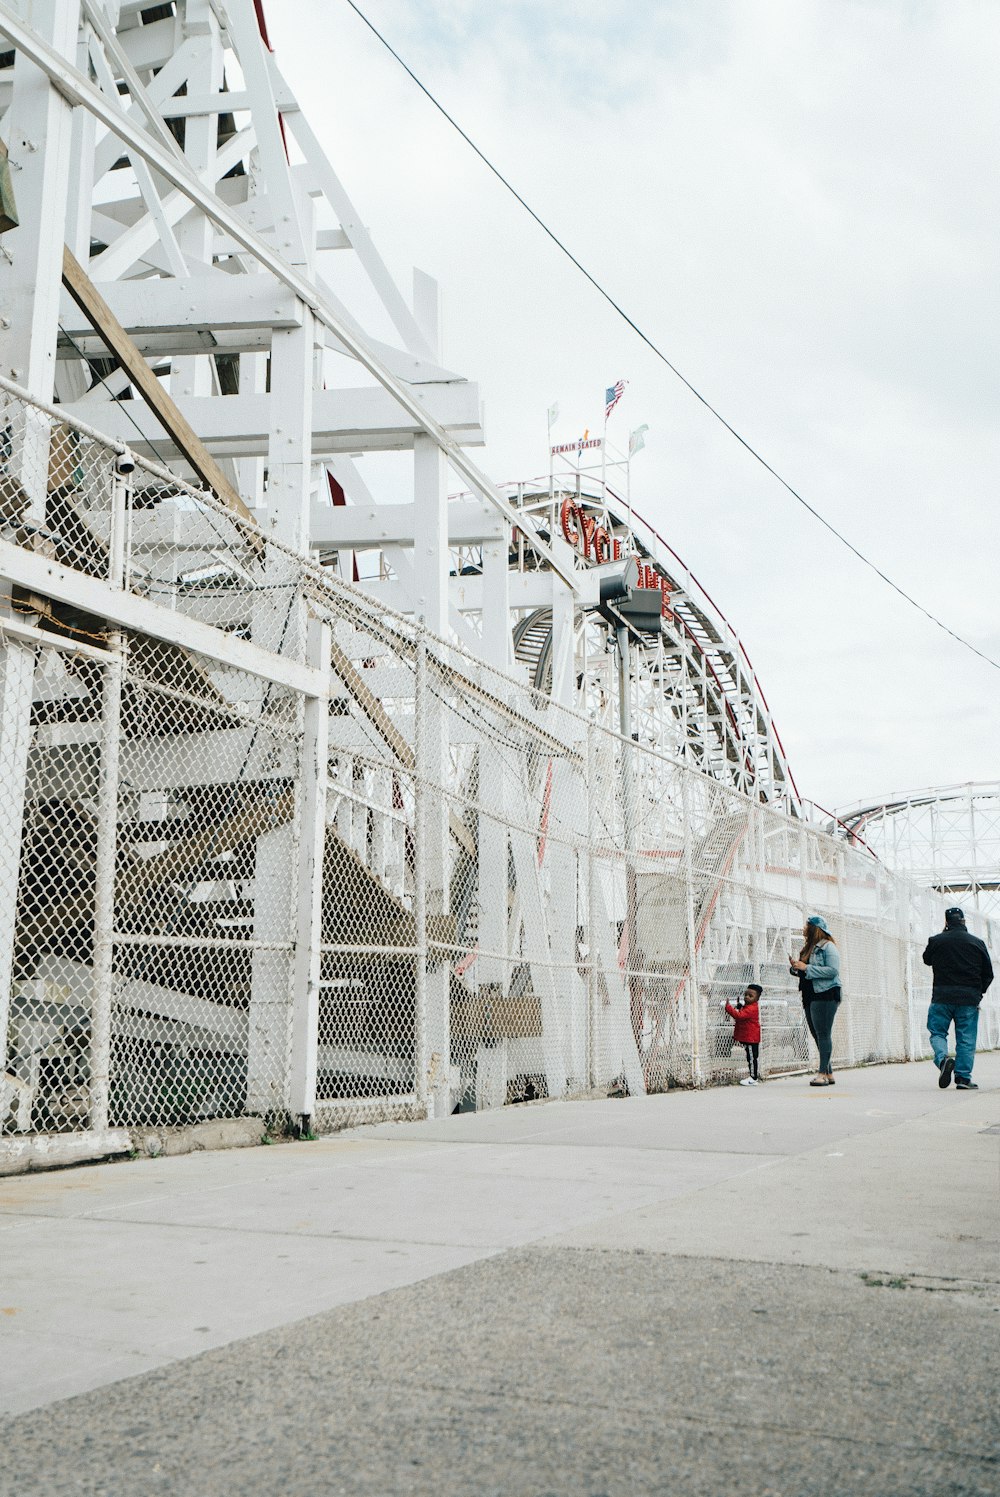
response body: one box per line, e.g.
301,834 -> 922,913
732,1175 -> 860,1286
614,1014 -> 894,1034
834,842 -> 854,1067
288,615 -> 330,1125
109,462 -> 129,585
586,717 -> 599,1088
903,878 -> 920,1062
615,625 -> 640,1061
90,633 -> 124,1133
413,634 -> 429,1115
0,635 -> 35,1091
681,769 -> 702,1086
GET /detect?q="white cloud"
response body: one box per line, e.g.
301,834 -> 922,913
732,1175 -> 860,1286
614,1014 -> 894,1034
268,0 -> 1000,808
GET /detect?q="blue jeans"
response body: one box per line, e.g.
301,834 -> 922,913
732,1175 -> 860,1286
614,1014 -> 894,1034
927,1003 -> 979,1081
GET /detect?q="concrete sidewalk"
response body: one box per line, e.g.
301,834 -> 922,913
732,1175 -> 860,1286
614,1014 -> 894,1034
1,1056 -> 998,1494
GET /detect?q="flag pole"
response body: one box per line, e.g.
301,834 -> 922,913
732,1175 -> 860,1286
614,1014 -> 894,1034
602,403 -> 608,497
547,402 -> 558,509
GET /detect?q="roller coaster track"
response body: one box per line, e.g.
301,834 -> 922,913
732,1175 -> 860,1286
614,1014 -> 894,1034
508,484 -> 801,812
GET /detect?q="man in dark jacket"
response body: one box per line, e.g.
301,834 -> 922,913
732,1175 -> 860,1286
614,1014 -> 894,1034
923,906 -> 993,1090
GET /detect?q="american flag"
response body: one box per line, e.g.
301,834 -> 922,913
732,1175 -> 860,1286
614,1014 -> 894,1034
605,379 -> 626,419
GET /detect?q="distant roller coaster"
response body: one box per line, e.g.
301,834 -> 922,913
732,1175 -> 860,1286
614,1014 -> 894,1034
502,480 -> 800,813
839,782 -> 1000,918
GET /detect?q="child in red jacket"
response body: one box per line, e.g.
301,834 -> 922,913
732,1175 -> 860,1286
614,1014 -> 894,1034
726,983 -> 762,1086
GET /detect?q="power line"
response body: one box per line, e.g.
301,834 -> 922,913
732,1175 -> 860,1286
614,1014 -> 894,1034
344,0 -> 1000,675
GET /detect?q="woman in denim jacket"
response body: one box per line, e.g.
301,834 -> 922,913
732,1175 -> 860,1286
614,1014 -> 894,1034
790,915 -> 842,1086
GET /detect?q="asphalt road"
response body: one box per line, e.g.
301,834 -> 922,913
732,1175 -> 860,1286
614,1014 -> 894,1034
2,1248 -> 998,1496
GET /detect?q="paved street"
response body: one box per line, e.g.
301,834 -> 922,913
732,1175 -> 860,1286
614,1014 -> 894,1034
1,1055 -> 998,1495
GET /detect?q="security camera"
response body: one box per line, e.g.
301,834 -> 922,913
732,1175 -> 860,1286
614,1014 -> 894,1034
115,448 -> 136,476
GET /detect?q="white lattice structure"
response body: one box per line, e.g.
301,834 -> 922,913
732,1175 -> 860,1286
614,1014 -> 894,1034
502,479 -> 799,810
1,377 -> 997,1161
0,0 -> 796,799
0,4 -> 995,1164
840,784 -> 1000,920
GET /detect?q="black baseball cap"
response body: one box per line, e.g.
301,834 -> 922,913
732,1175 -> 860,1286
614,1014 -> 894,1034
945,906 -> 965,921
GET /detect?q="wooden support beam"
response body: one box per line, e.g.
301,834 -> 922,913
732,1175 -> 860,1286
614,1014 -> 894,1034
123,790 -> 297,898
329,636 -> 476,859
60,246 -> 254,526
329,636 -> 415,771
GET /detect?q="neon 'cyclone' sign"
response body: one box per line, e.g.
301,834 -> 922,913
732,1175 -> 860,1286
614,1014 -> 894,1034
559,497 -> 674,619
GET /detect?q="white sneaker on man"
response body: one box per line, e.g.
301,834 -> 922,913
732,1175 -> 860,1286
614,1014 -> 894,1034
739,1077 -> 758,1086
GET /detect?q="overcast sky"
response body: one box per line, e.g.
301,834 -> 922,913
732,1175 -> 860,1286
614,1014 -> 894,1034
267,0 -> 999,814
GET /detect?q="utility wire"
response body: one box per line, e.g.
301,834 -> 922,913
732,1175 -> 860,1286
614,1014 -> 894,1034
344,0 -> 1000,675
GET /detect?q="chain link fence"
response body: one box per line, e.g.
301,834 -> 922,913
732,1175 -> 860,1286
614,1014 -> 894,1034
1,379 -> 997,1153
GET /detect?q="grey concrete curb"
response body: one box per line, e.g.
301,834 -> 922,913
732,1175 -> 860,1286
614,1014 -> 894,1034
0,1115 -> 266,1175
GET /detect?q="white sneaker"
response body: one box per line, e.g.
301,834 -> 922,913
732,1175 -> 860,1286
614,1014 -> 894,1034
739,1077 -> 758,1086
